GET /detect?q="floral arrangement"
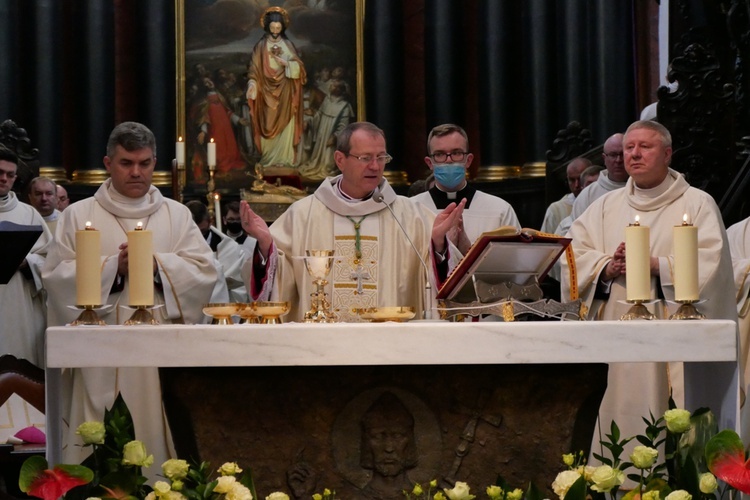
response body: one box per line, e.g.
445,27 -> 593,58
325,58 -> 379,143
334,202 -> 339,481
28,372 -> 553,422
550,403 -> 750,500
18,396 -> 750,500
17,394 -> 279,500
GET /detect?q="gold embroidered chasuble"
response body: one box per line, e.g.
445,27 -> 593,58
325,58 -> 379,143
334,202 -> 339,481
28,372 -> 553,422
244,176 -> 458,322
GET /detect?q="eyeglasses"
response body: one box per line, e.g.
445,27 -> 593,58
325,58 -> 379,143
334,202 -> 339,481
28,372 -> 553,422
604,152 -> 624,159
346,153 -> 393,165
430,150 -> 468,163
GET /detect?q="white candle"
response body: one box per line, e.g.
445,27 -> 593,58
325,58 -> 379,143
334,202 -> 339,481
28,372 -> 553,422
207,139 -> 216,170
625,215 -> 651,301
127,222 -> 154,306
176,137 -> 185,165
75,222 -> 101,306
213,193 -> 222,233
674,214 -> 699,301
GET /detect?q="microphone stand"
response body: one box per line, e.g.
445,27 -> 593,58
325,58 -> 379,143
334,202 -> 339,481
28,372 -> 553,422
373,189 -> 433,320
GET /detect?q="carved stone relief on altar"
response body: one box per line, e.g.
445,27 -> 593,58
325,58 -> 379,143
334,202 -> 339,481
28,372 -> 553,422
161,364 -> 606,499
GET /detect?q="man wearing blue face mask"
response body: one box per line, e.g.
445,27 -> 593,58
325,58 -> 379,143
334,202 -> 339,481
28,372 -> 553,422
412,123 -> 520,254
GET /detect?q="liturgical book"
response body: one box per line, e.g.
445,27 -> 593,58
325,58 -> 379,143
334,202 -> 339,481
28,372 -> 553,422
0,221 -> 44,284
436,226 -> 571,302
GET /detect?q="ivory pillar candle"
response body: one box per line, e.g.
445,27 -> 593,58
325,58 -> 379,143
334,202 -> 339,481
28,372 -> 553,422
625,216 -> 651,301
213,193 -> 222,233
674,214 -> 699,301
128,222 -> 154,306
207,139 -> 216,170
76,222 -> 101,306
176,137 -> 185,165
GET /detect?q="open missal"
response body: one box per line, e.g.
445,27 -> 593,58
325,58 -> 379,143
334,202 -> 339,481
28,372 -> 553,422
0,221 -> 44,285
436,226 -> 571,303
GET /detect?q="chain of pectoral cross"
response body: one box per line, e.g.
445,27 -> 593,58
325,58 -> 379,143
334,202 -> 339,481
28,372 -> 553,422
346,215 -> 371,294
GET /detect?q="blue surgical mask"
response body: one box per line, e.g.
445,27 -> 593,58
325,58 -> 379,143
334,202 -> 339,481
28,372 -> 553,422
433,164 -> 466,189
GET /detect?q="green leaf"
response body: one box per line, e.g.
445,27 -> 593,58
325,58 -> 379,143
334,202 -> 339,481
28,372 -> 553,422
525,482 -> 545,500
563,475 -> 587,500
19,456 -> 49,493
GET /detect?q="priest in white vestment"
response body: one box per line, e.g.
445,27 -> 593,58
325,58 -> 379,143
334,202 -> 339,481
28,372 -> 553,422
240,122 -> 465,322
725,217 -> 750,443
0,148 -> 52,367
555,133 -> 628,236
28,176 -> 61,233
540,157 -> 590,234
560,120 -> 737,463
411,124 -> 519,254
43,122 -> 217,478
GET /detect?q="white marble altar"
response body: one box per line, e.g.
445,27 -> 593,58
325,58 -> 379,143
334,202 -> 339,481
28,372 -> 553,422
45,319 -> 740,466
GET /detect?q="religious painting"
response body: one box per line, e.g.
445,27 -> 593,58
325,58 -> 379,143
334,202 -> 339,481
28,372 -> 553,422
175,0 -> 364,196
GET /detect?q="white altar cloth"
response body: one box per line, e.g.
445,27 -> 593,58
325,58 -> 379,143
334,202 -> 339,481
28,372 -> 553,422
45,320 -> 740,465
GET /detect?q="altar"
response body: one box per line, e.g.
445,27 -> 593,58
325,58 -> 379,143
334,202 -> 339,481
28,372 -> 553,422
45,320 -> 739,497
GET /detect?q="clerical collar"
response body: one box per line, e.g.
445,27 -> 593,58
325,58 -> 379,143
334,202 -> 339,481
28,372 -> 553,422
335,178 -> 373,203
427,183 -> 477,210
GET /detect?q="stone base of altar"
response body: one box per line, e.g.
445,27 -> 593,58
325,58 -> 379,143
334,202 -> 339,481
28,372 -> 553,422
161,363 -> 607,499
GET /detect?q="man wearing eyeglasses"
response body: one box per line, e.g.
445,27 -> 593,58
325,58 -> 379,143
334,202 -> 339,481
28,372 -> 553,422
555,133 -> 628,236
0,146 -> 53,367
412,123 -> 520,254
239,121 -> 465,322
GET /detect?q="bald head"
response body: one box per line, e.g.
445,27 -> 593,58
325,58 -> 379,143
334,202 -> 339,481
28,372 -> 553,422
566,157 -> 592,197
56,184 -> 69,210
602,133 -> 628,182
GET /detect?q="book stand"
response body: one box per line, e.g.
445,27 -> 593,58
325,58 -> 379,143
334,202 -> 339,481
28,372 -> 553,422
436,228 -> 583,321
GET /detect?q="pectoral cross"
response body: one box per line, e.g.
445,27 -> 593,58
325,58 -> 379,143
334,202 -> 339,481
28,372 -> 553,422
350,265 -> 371,294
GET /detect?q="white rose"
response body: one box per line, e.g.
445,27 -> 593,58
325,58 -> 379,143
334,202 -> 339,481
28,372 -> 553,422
214,475 -> 238,494
552,470 -> 581,499
665,490 -> 692,500
444,482 -> 475,500
227,483 -> 253,500
590,466 -> 624,493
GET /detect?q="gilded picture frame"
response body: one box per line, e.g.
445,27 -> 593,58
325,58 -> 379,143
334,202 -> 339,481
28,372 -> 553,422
175,0 -> 365,195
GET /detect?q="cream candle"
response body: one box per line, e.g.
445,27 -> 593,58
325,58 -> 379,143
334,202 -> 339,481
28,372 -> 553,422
128,222 -> 154,306
213,193 -> 222,233
76,222 -> 101,306
625,215 -> 651,301
176,137 -> 185,165
673,214 -> 699,301
207,139 -> 216,170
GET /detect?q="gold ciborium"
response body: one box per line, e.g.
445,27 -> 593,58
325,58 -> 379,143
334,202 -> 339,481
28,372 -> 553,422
202,303 -> 246,325
253,301 -> 290,324
302,250 -> 337,323
238,303 -> 260,324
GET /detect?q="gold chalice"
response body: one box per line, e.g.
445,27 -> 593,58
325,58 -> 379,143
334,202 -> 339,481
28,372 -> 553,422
202,303 -> 246,325
302,250 -> 337,323
253,301 -> 290,324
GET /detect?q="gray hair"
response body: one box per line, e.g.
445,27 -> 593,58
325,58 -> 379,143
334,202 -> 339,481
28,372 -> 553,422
106,121 -> 157,158
28,176 -> 57,192
625,120 -> 672,148
336,122 -> 385,155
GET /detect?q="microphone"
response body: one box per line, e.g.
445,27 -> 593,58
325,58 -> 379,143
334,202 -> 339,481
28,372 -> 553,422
372,187 -> 433,319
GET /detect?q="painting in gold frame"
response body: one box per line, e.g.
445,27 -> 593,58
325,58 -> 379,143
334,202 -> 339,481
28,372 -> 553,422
175,0 -> 365,195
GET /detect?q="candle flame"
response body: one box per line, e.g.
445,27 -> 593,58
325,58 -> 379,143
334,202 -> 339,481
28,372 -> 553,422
178,136 -> 183,142
634,215 -> 640,225
136,221 -> 144,230
85,221 -> 92,229
214,193 -> 220,200
210,138 -> 215,143
683,213 -> 689,225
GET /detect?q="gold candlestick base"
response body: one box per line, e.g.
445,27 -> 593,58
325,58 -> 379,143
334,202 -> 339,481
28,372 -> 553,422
669,300 -> 706,320
620,300 -> 656,321
124,305 -> 159,325
70,305 -> 106,326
